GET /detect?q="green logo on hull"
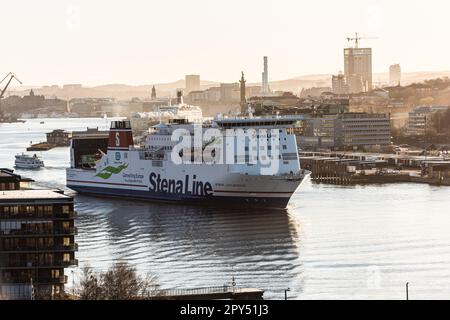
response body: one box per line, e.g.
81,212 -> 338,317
95,163 -> 129,179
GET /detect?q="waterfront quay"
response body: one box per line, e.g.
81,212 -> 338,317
149,286 -> 264,300
300,151 -> 450,185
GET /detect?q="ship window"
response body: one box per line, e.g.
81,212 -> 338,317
124,152 -> 128,159
282,145 -> 287,150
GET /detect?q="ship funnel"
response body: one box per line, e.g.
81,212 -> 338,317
108,120 -> 134,150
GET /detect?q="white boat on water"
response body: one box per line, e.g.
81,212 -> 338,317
14,153 -> 45,169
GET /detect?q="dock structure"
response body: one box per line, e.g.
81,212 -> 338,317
26,142 -> 56,151
149,286 -> 264,300
300,151 -> 450,186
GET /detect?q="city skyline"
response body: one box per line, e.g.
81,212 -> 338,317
1,0 -> 450,86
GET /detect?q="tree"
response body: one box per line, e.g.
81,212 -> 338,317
76,262 -> 159,300
431,109 -> 450,135
78,265 -> 102,300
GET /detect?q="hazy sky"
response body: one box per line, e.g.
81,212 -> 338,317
2,0 -> 449,86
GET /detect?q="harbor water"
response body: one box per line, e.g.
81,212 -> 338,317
1,118 -> 450,299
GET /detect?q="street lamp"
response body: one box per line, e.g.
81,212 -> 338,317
406,282 -> 409,301
284,288 -> 290,300
71,270 -> 75,297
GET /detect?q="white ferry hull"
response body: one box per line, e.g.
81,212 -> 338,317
66,166 -> 309,208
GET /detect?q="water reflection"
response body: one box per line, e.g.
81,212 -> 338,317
74,195 -> 302,299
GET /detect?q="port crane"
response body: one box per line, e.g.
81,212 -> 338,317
0,72 -> 22,100
0,72 -> 22,121
346,32 -> 377,48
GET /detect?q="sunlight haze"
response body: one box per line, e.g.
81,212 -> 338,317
2,0 -> 449,85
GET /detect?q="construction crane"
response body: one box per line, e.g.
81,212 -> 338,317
0,72 -> 22,100
346,32 -> 377,48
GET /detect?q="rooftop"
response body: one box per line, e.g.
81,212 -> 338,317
0,189 -> 70,200
0,169 -> 34,182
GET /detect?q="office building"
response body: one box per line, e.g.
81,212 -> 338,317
185,75 -> 200,94
332,74 -> 349,94
406,105 -> 450,136
220,83 -> 240,102
298,113 -> 391,150
337,113 -> 391,148
389,64 -> 401,86
344,47 -> 372,93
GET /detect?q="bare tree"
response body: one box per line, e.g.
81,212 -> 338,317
77,265 -> 102,300
76,262 -> 159,300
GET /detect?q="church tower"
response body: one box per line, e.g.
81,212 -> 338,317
151,85 -> 156,100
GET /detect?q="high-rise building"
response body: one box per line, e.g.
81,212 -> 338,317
332,73 -> 349,94
185,75 -> 200,94
389,64 -> 401,86
261,56 -> 269,94
344,47 -> 372,93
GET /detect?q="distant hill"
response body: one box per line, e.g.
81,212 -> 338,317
6,71 -> 450,100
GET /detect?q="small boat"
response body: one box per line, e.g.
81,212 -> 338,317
14,153 -> 45,169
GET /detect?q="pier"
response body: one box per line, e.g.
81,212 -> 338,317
300,151 -> 450,186
26,142 -> 56,151
149,286 -> 264,300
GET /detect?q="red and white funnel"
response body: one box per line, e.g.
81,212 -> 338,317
108,120 -> 133,150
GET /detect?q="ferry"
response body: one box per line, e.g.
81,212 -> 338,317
129,95 -> 203,133
14,153 -> 45,169
66,115 -> 310,208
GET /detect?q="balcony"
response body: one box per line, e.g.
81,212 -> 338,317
0,227 -> 78,237
0,276 -> 68,284
0,211 -> 77,220
0,243 -> 78,253
0,259 -> 78,269
47,275 -> 68,284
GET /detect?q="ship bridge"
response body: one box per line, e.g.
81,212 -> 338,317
214,115 -> 304,129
